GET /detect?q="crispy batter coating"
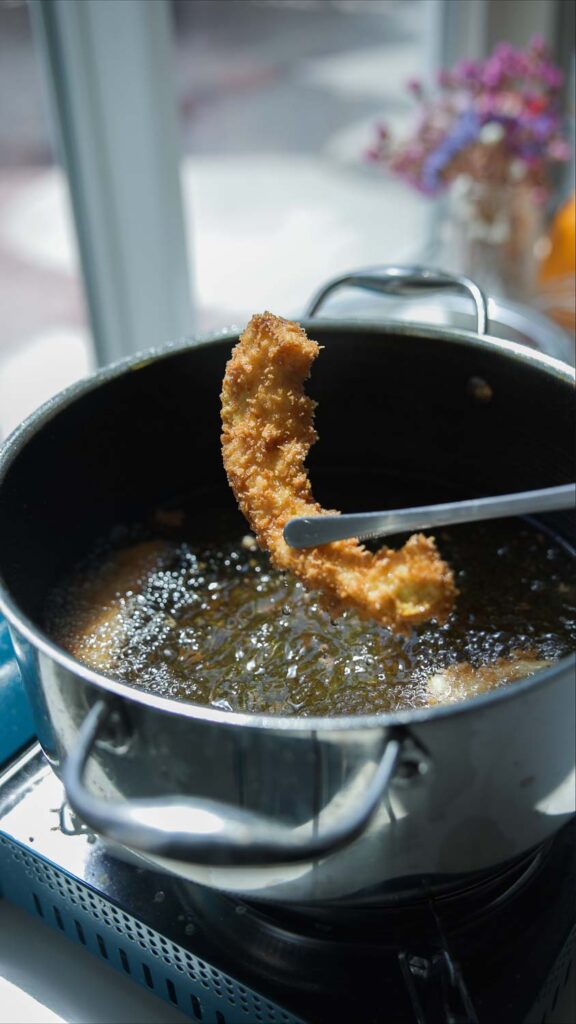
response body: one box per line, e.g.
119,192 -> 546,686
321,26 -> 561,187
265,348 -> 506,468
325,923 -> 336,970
221,312 -> 456,633
427,654 -> 551,705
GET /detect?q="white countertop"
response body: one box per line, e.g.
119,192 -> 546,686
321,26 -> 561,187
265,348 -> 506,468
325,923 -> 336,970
0,902 -> 187,1024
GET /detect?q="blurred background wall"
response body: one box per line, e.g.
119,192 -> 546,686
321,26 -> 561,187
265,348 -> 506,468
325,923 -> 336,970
0,0 -> 574,435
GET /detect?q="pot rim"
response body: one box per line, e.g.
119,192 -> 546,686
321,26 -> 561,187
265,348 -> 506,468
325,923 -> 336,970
0,320 -> 574,733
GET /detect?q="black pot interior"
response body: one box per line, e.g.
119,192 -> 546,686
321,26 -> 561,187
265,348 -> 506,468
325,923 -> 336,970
0,325 -> 574,627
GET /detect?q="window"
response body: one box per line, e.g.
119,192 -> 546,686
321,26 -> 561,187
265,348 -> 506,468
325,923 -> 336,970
172,0 -> 433,328
0,0 -> 92,438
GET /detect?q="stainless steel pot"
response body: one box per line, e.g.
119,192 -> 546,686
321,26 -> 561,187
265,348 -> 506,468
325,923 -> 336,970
311,269 -> 575,365
0,267 -> 574,906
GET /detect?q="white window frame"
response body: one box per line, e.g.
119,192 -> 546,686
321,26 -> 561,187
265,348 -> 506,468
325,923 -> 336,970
30,0 -> 193,366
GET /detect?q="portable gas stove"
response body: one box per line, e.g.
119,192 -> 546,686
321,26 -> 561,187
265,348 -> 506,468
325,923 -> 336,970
0,617 -> 575,1024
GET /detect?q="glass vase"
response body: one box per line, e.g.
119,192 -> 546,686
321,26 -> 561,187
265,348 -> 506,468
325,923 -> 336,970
437,175 -> 547,304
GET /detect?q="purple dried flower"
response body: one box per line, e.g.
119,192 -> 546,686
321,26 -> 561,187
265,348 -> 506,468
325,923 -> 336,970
528,113 -> 557,140
421,109 -> 481,193
366,37 -> 568,194
453,58 -> 481,85
407,77 -> 423,97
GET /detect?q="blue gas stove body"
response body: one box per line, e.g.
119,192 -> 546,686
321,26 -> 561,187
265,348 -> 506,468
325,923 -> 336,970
0,614 -> 303,1024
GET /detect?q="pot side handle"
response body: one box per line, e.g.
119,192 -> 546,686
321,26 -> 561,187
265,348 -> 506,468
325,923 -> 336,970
305,264 -> 489,336
62,700 -> 406,866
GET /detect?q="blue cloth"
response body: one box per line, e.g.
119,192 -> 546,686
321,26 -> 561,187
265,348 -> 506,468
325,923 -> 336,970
0,614 -> 35,764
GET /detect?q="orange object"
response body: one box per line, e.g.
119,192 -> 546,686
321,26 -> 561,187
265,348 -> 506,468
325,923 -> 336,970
538,193 -> 576,331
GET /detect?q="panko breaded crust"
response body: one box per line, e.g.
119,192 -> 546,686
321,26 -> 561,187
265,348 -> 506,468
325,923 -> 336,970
427,654 -> 551,705
221,312 -> 456,633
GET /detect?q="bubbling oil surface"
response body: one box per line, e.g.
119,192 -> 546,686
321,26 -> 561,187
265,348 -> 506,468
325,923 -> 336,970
47,519 -> 575,715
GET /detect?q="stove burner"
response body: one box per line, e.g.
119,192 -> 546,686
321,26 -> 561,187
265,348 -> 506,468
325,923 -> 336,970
180,827 -> 575,1024
183,846 -> 546,975
0,747 -> 574,1024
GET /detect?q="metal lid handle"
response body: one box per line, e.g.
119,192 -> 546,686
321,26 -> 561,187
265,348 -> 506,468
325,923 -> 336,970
305,265 -> 489,336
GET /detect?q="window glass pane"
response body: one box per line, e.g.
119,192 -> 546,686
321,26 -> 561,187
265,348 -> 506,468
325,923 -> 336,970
172,0 -> 431,329
0,0 -> 92,438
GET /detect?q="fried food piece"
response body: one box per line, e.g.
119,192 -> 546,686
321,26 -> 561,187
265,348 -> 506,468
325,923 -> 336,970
221,312 -> 456,633
427,653 -> 551,705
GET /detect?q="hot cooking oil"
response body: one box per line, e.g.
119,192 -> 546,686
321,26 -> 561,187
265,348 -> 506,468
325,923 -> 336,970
47,518 -> 575,715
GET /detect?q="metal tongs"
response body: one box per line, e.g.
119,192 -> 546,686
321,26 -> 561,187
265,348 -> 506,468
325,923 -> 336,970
283,484 -> 576,549
286,267 -> 574,549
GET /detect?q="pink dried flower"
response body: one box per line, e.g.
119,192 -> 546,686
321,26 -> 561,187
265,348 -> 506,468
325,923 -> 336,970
365,37 -> 570,198
539,64 -> 564,89
529,34 -> 547,55
548,138 -> 571,160
481,58 -> 504,91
